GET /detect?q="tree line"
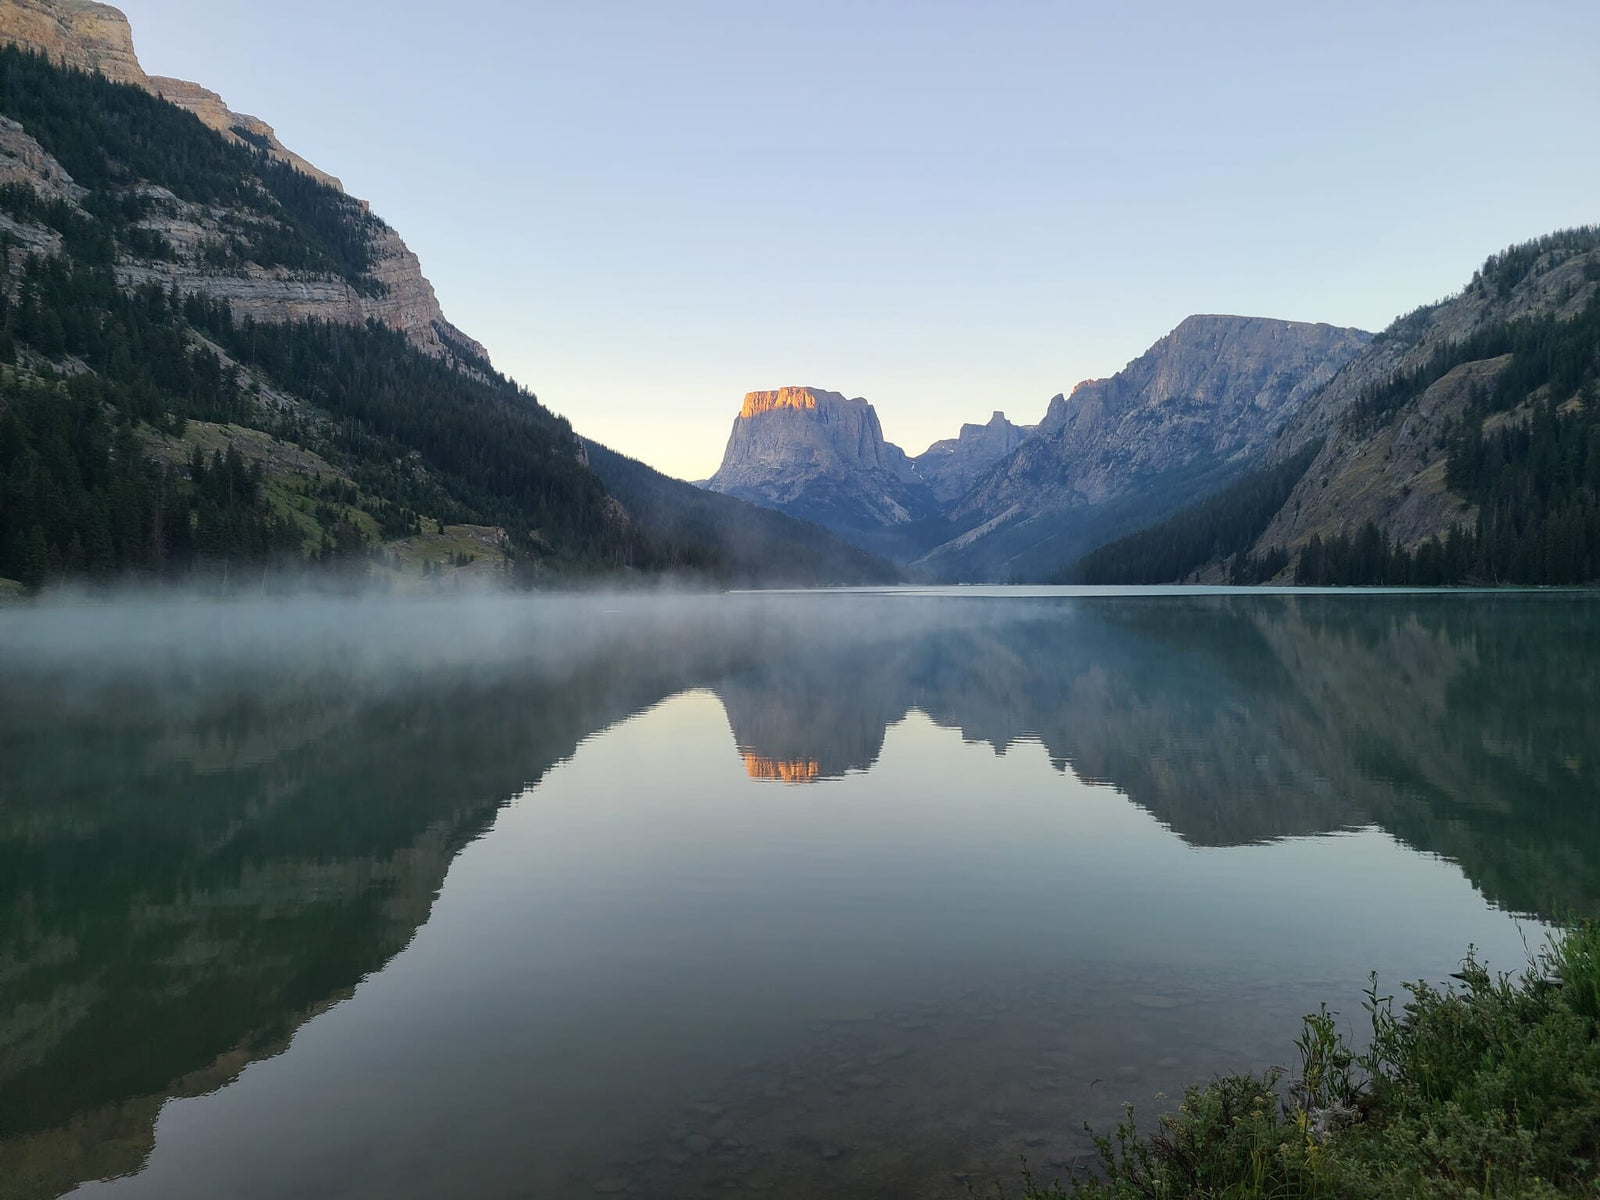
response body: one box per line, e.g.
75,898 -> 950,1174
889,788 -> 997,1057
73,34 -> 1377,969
0,372 -> 300,587
1058,443 -> 1317,585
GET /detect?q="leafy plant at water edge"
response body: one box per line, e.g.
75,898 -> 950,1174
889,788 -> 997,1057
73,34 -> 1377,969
1014,922 -> 1600,1199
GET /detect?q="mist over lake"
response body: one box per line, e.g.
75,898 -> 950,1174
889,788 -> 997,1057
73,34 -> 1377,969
1,588 -> 1594,1199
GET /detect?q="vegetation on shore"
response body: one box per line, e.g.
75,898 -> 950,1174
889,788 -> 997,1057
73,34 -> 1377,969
1012,923 -> 1600,1199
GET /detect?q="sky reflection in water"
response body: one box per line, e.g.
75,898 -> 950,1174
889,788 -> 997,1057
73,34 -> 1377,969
0,590 -> 1593,1200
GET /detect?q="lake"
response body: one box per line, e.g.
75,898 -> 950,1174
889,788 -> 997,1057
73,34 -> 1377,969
1,588 -> 1595,1199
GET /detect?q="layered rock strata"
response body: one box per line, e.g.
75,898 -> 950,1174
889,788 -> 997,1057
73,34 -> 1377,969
0,0 -> 486,359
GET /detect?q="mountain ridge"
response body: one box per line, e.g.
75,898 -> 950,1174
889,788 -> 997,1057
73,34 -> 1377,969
1067,228 -> 1600,587
701,317 -> 1370,580
915,315 -> 1372,578
0,0 -> 485,359
1253,234 -> 1600,563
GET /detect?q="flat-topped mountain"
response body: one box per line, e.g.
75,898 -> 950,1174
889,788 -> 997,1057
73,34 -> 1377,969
706,387 -> 936,544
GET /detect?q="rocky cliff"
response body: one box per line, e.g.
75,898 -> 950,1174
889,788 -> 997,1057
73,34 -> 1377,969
0,0 -> 139,80
0,0 -> 485,358
916,316 -> 1371,579
706,387 -> 937,544
911,410 -> 1033,503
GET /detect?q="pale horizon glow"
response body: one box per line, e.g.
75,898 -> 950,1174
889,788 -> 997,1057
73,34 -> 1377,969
116,1 -> 1600,481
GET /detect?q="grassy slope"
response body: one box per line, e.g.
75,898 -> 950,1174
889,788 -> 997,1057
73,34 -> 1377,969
139,419 -> 517,589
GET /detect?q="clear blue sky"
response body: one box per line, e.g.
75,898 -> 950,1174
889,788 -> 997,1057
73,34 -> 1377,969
120,0 -> 1600,481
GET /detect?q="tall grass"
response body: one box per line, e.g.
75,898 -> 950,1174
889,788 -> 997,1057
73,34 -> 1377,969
1015,922 -> 1600,1200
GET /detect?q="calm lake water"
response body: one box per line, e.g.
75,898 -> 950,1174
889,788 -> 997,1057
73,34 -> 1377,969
1,588 -> 1596,1199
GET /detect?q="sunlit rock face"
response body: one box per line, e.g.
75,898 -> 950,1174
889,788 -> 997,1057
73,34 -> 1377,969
706,387 -> 938,546
0,0 -> 335,186
742,754 -> 822,783
739,387 -> 827,419
0,0 -> 143,83
912,410 -> 1034,503
0,0 -> 488,360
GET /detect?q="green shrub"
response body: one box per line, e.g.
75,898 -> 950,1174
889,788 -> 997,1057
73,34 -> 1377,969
1016,923 -> 1600,1200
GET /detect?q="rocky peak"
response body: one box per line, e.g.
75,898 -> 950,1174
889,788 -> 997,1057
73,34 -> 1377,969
705,387 -> 935,544
912,315 -> 1371,579
1041,315 -> 1364,428
0,0 -> 486,360
913,409 -> 1035,503
711,387 -> 911,483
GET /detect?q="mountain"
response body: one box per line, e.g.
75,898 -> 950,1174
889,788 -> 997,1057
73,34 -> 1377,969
1258,228 -> 1600,584
1072,227 -> 1600,586
699,321 -> 1367,581
0,0 -> 480,359
915,316 -> 1371,580
705,386 -> 938,548
0,3 -> 882,590
911,410 -> 1033,503
0,36 -> 650,584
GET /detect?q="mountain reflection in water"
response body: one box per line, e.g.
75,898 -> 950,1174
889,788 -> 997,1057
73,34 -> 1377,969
0,590 -> 1594,1200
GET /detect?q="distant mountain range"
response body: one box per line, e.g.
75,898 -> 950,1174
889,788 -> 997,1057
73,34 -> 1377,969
705,317 -> 1370,578
704,234 -> 1600,586
1,0 -> 1594,590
